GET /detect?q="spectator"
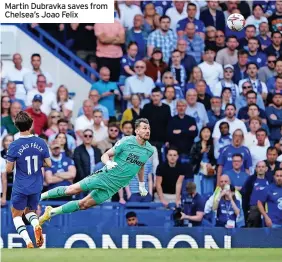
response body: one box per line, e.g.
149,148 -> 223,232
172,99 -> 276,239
244,116 -> 270,149
213,64 -> 239,101
124,60 -> 155,108
5,81 -> 26,109
162,86 -> 177,116
93,109 -> 108,144
165,0 -> 187,31
223,0 -> 238,20
155,147 -> 186,207
26,74 -> 59,116
91,67 -> 119,121
267,67 -> 282,96
176,3 -> 205,39
119,1 -> 142,30
217,129 -> 252,182
238,63 -> 268,101
147,15 -> 177,63
23,53 -> 54,95
56,85 -> 74,121
125,14 -> 149,59
242,161 -> 270,228
185,89 -> 209,140
48,118 -> 76,152
94,19 -> 125,82
186,66 -> 213,97
44,140 -> 76,198
74,99 -> 94,145
120,94 -> 142,129
257,22 -> 272,51
214,121 -> 232,159
126,211 -> 146,227
144,48 -> 168,82
183,22 -> 205,64
213,184 -> 240,228
225,154 -> 249,191
1,134 -> 13,160
143,3 -> 157,32
55,133 -> 73,158
25,94 -> 48,135
216,36 -> 239,66
221,88 -> 233,111
268,1 -> 282,34
199,46 -> 223,91
205,26 -> 216,49
214,30 -> 226,52
180,182 -> 205,227
171,39 -> 197,81
121,121 -> 133,137
264,147 -> 281,181
247,37 -> 267,68
169,49 -> 187,89
97,123 -> 120,154
73,129 -> 102,183
190,127 -> 216,195
245,4 -> 268,34
258,169 -> 282,228
141,87 -> 171,157
266,92 -> 282,142
264,31 -> 282,58
200,0 -> 225,32
0,155 -> 7,206
212,103 -> 247,141
77,90 -> 109,124
195,80 -> 211,110
238,25 -> 256,50
160,72 -> 184,99
1,101 -> 22,135
167,99 -> 197,157
258,54 -> 277,83
6,53 -> 30,101
207,97 -> 225,130
1,96 -> 10,118
44,111 -> 60,137
232,49 -> 249,85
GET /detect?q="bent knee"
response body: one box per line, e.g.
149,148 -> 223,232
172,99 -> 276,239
78,198 -> 95,210
65,185 -> 80,195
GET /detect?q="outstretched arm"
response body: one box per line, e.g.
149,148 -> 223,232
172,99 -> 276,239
101,148 -> 118,170
138,165 -> 148,196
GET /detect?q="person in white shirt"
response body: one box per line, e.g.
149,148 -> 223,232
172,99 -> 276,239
213,103 -> 247,141
26,74 -> 59,115
0,156 -> 7,206
199,46 -> 224,91
238,63 -> 268,100
93,109 -> 108,144
245,4 -> 268,35
244,116 -> 270,149
166,1 -> 187,31
23,53 -> 54,93
6,53 -> 30,100
75,99 -> 95,146
119,1 -> 142,30
123,60 -> 155,108
213,64 -> 240,101
250,129 -> 269,174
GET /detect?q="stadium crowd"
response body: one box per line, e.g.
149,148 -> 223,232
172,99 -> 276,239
1,0 -> 282,229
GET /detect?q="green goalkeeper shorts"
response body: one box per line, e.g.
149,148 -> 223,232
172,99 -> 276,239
79,172 -> 114,205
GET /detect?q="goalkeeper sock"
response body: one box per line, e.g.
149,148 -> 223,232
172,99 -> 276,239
13,216 -> 32,245
25,212 -> 39,229
50,200 -> 80,217
41,186 -> 68,200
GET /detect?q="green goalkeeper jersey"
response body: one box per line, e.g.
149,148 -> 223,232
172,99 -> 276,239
95,136 -> 154,194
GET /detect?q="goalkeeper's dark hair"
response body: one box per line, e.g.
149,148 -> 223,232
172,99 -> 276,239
135,118 -> 149,129
15,111 -> 33,132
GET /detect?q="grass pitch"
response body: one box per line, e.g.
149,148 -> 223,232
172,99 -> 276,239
2,249 -> 282,262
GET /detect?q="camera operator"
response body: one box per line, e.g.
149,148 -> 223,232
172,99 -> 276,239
213,184 -> 240,228
178,182 -> 205,227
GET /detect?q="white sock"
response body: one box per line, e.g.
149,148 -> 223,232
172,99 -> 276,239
13,216 -> 32,245
25,212 -> 39,229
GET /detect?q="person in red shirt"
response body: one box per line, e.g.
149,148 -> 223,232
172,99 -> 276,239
25,94 -> 48,135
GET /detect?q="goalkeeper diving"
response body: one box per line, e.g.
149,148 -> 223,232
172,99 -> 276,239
39,118 -> 154,225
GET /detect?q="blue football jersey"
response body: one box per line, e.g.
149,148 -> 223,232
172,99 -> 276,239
6,135 -> 50,195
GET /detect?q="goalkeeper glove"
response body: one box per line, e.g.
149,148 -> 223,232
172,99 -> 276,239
139,182 -> 148,196
105,160 -> 118,170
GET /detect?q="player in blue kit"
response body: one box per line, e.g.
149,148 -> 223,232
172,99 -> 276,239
6,111 -> 51,248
